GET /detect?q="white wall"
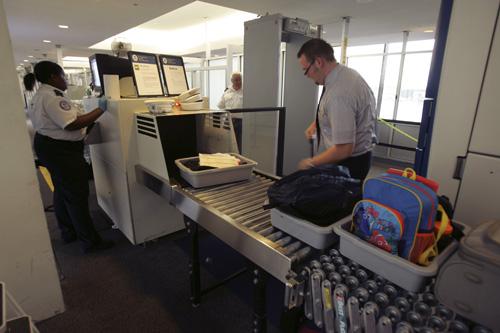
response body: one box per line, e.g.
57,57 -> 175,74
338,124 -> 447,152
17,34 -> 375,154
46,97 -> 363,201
427,0 -> 499,203
0,1 -> 65,321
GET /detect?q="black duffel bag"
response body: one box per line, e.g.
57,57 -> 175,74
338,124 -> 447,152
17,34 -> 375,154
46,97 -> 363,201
265,165 -> 361,226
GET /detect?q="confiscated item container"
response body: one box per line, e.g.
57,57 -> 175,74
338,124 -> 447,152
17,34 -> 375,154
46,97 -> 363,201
434,220 -> 500,332
271,209 -> 349,249
175,153 -> 257,188
333,220 -> 465,292
144,99 -> 174,114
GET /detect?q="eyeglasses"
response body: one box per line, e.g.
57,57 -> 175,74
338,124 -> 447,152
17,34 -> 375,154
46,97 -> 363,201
303,59 -> 315,76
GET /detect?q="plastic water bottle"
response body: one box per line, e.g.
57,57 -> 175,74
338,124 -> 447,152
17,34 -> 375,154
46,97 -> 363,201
428,315 -> 447,332
448,320 -> 470,333
355,268 -> 369,283
364,280 -> 379,295
384,305 -> 402,324
373,292 -> 390,309
406,310 -> 424,328
383,284 -> 398,300
353,287 -> 370,305
345,275 -> 360,290
394,296 -> 412,313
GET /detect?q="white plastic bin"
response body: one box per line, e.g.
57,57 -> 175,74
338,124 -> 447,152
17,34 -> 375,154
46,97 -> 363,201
333,220 -> 463,292
175,153 -> 257,188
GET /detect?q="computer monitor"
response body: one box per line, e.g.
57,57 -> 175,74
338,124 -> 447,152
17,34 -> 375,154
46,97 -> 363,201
88,54 -> 133,96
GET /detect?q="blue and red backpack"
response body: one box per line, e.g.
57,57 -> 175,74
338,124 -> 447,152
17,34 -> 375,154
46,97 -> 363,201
352,168 -> 438,263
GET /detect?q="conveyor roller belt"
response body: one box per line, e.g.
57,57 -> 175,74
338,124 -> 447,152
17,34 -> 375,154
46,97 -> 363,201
171,171 -> 313,283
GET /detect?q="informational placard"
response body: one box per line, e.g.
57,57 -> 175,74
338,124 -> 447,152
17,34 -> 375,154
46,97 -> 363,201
159,55 -> 189,96
127,51 -> 164,97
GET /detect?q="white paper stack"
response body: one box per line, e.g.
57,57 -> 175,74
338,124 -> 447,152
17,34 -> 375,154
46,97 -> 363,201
199,153 -> 241,168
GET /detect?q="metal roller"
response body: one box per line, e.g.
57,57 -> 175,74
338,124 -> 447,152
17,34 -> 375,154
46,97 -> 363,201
230,206 -> 266,219
256,226 -> 274,237
233,209 -> 268,222
240,214 -> 270,227
211,191 -> 267,211
168,171 -> 316,286
208,186 -> 268,207
239,211 -> 270,225
282,241 -> 302,256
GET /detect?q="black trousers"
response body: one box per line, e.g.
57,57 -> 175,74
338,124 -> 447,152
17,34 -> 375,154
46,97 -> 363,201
34,133 -> 101,248
338,151 -> 372,181
232,117 -> 243,153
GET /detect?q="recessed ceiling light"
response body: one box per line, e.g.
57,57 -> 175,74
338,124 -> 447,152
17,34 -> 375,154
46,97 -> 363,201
424,29 -> 434,33
58,25 -> 69,29
43,40 -> 52,43
23,59 -> 28,62
28,55 -> 34,58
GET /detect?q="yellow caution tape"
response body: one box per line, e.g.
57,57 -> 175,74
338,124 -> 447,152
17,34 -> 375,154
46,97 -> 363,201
39,166 -> 54,192
378,118 -> 418,143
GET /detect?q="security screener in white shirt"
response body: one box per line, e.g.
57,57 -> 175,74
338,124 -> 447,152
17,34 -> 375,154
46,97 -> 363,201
218,72 -> 243,152
297,38 -> 376,181
29,61 -> 113,254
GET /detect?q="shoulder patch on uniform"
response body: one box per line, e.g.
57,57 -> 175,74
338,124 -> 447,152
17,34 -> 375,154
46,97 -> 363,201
54,90 -> 64,97
59,100 -> 71,111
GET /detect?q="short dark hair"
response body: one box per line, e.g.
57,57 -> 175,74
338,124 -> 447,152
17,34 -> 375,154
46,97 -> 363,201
34,61 -> 63,84
297,38 -> 336,63
23,73 -> 36,91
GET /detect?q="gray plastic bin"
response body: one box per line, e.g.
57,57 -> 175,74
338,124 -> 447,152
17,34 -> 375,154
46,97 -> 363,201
434,220 -> 500,332
175,153 -> 257,188
271,209 -> 350,249
333,220 -> 463,292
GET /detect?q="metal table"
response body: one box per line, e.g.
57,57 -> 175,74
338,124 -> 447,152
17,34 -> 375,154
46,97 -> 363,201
137,167 -> 312,332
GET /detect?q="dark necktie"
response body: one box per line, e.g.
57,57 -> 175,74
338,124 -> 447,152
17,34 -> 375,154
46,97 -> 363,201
315,87 -> 326,147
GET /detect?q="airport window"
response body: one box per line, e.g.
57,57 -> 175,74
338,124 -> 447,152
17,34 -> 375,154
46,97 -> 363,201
346,44 -> 384,56
347,55 -> 383,100
207,58 -> 226,109
379,54 -> 402,119
397,52 -> 433,121
184,55 -> 243,109
341,38 -> 434,123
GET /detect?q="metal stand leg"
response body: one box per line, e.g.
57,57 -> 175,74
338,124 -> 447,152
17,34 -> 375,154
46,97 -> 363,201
253,267 -> 267,333
51,243 -> 65,281
280,307 -> 303,333
185,216 -> 201,307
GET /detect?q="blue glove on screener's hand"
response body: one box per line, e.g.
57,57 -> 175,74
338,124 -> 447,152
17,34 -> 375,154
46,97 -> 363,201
98,96 -> 108,112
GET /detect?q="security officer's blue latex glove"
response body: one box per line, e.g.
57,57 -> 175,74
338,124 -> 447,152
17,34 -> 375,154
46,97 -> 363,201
98,96 -> 108,112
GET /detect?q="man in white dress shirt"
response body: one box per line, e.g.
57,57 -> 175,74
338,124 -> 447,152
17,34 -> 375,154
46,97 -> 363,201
218,72 -> 243,152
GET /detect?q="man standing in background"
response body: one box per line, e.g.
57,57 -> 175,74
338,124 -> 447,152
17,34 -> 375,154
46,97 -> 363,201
218,72 -> 243,152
